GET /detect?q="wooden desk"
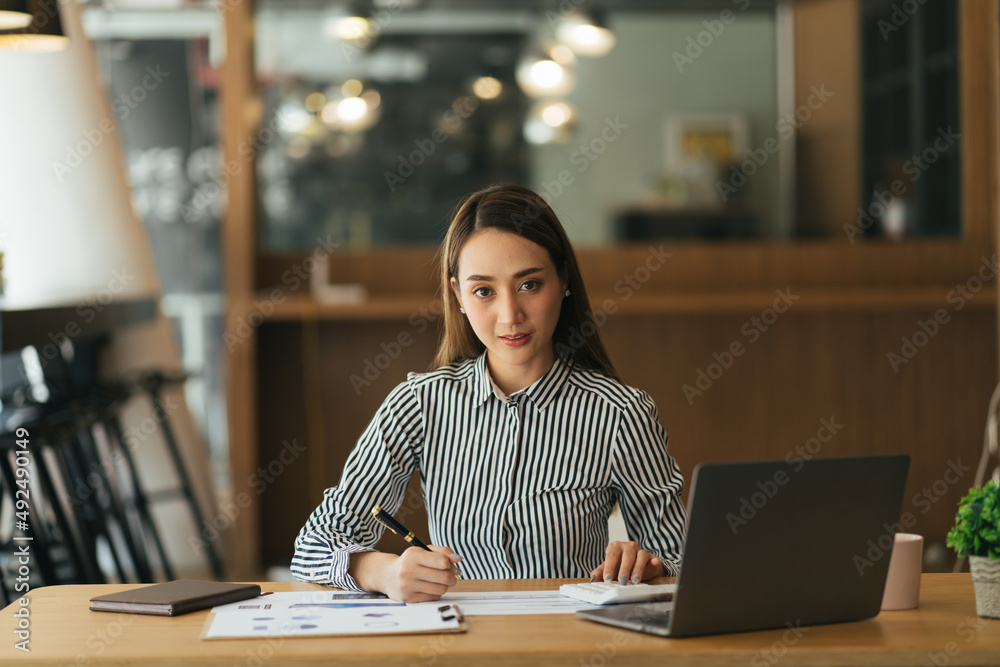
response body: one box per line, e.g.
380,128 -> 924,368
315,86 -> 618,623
2,574 -> 998,666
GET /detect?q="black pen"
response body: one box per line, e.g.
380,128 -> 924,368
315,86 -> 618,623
371,505 -> 464,579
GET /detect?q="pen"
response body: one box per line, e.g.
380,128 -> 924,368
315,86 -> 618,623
371,505 -> 464,579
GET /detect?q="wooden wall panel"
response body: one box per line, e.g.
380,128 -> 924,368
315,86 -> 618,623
961,0 -> 1000,242
257,321 -> 440,568
792,0 -> 861,238
258,303 -> 997,573
236,1 -> 1000,579
260,240 -> 997,297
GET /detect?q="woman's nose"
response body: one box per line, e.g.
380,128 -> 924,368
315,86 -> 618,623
496,290 -> 524,325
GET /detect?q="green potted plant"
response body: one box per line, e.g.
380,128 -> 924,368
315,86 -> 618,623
946,480 -> 1000,618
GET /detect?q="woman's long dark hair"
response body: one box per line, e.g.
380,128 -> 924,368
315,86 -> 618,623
432,183 -> 620,381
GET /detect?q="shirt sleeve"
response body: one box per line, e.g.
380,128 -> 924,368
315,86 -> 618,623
610,389 -> 687,576
291,380 -> 424,590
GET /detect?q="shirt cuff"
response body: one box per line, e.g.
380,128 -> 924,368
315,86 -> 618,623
660,558 -> 681,577
328,543 -> 378,592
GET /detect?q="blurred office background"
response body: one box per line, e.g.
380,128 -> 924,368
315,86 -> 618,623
0,0 -> 995,591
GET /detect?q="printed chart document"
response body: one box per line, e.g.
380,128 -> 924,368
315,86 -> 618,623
202,601 -> 465,639
204,590 -> 595,639
211,591 -> 403,614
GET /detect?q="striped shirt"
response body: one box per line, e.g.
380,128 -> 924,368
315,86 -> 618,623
291,351 -> 687,590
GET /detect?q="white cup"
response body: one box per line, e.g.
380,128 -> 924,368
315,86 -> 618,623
881,533 -> 923,610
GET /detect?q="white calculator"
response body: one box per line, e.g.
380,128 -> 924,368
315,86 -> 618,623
559,582 -> 677,605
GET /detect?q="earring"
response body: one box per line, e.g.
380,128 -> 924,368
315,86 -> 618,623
459,307 -> 466,314
564,289 -> 571,297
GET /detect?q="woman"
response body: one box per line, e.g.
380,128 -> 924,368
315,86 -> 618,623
292,184 -> 687,602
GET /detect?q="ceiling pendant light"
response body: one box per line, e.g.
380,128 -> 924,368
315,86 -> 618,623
0,0 -> 67,52
515,43 -> 576,98
556,11 -> 615,57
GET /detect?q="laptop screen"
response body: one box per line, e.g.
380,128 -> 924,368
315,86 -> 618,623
665,454 -> 910,637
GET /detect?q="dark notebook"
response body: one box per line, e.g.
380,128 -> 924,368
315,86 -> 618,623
89,580 -> 262,616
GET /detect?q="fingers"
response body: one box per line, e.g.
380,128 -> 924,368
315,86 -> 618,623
412,546 -> 461,583
628,551 -> 655,585
643,555 -> 664,581
429,544 -> 464,578
614,541 -> 641,585
392,546 -> 460,601
429,545 -> 465,565
591,541 -> 634,584
593,542 -> 664,584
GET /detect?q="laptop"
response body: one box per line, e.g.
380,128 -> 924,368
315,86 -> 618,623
577,454 -> 910,637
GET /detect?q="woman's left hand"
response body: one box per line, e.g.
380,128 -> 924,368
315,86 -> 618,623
590,541 -> 665,585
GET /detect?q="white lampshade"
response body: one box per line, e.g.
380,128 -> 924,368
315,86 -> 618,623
0,0 -> 218,578
0,0 -> 159,307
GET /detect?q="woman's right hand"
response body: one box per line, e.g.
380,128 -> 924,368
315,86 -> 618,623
379,545 -> 462,602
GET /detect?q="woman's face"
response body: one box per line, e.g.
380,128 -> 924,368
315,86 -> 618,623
451,229 -> 566,390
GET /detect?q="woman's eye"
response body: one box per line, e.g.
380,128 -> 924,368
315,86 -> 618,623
520,280 -> 540,291
472,287 -> 493,298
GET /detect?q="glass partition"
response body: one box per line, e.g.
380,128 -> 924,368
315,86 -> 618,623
254,1 -> 785,248
83,0 -> 964,254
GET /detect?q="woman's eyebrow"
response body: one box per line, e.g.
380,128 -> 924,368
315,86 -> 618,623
465,267 -> 544,282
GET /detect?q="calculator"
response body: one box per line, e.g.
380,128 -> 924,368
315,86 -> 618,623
559,582 -> 677,605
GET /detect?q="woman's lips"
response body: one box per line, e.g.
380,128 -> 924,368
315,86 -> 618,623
499,333 -> 531,347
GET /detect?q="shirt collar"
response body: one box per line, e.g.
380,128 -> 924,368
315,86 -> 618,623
472,350 -> 573,412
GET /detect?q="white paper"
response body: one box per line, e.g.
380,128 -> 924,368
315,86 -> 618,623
210,589 -> 594,625
411,591 -> 596,615
204,603 -> 463,639
212,591 -> 403,614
